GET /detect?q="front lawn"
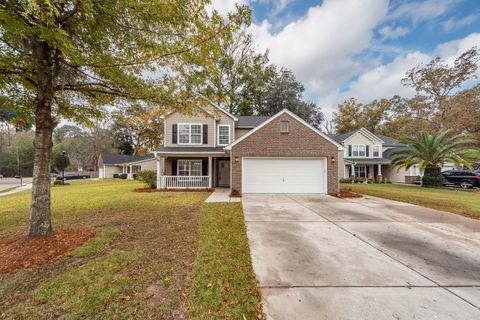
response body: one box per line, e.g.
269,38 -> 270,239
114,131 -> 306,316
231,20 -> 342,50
0,180 -> 263,319
342,183 -> 480,219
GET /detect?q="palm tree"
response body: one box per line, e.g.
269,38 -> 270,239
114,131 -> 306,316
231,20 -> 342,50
390,130 -> 479,187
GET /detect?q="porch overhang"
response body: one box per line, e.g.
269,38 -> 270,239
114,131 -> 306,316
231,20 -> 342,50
344,158 -> 391,165
151,146 -> 229,158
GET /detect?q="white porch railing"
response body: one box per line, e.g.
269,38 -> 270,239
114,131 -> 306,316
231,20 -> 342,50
159,176 -> 210,189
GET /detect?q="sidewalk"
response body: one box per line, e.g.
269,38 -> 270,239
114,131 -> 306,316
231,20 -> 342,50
0,183 -> 32,197
205,188 -> 241,203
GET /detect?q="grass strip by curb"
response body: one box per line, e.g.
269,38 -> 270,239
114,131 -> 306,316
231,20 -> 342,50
188,203 -> 264,319
342,183 -> 480,218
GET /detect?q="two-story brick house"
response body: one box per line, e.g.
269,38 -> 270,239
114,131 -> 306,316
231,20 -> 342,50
329,128 -> 421,183
150,105 -> 344,194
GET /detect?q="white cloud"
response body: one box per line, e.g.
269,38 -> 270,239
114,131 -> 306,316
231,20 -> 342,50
442,13 -> 480,32
435,33 -> 480,65
386,0 -> 457,24
379,25 -> 409,39
339,52 -> 430,102
249,0 -> 389,96
322,33 -> 480,119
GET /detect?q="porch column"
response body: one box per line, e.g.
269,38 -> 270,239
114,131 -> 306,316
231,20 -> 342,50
377,164 -> 382,182
156,158 -> 161,189
208,156 -> 212,188
129,165 -> 133,179
351,163 -> 355,178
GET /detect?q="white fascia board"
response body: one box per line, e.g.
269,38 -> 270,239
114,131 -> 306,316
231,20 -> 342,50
359,128 -> 384,143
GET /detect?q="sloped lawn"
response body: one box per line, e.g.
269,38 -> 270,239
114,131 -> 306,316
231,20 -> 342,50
342,183 -> 480,219
0,180 -> 262,319
0,180 -> 261,320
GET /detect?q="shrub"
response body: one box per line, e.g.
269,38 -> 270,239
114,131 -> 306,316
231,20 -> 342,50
113,173 -> 119,179
339,178 -> 353,183
53,180 -> 69,186
230,189 -> 240,197
136,170 -> 157,189
133,173 -> 138,180
422,167 -> 443,187
119,173 -> 128,180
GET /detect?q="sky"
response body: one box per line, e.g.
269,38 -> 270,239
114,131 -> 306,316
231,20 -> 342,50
211,0 -> 480,119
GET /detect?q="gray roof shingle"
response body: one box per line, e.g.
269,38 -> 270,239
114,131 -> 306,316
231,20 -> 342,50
100,153 -> 154,165
236,116 -> 270,128
382,147 -> 408,159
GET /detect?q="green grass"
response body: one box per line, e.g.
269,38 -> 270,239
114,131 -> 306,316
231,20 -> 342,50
11,250 -> 137,319
342,183 -> 480,218
188,203 -> 264,319
1,180 -> 263,319
69,225 -> 121,258
0,179 -> 211,319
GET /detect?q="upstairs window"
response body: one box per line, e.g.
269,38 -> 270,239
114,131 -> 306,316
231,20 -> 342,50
280,121 -> 289,133
373,145 -> 380,157
351,144 -> 366,157
191,124 -> 202,144
358,145 -> 366,157
178,124 -> 202,144
352,145 -> 358,157
218,125 -> 230,145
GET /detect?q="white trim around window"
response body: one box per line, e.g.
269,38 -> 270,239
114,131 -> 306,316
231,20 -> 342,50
354,165 -> 367,178
351,144 -> 367,158
177,159 -> 203,176
178,123 -> 203,145
217,124 -> 230,146
373,145 -> 380,158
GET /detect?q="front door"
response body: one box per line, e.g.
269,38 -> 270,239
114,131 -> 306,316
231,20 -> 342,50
218,160 -> 230,187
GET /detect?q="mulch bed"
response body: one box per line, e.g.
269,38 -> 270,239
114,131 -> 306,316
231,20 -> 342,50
0,227 -> 95,274
134,188 -> 214,193
330,191 -> 363,199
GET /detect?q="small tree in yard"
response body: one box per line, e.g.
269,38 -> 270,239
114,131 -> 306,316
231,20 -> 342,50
390,130 -> 479,187
54,152 -> 69,183
136,171 -> 157,189
0,1 -> 249,238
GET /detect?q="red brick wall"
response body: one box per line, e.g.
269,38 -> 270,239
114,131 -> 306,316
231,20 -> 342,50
231,113 -> 340,194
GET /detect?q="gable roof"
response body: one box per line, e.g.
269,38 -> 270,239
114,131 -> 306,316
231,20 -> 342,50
236,116 -> 270,128
376,134 -> 402,146
213,105 -> 238,121
100,153 -> 154,165
329,128 -> 402,146
225,109 -> 344,150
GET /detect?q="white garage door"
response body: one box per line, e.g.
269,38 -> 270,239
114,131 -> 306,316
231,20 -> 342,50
242,158 -> 327,194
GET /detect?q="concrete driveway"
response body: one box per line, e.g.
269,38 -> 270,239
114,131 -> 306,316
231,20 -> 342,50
243,194 -> 480,319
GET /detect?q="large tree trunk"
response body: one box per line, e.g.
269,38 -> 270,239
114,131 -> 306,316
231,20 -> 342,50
28,41 -> 55,239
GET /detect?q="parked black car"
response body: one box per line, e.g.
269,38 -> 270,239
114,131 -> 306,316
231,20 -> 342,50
56,172 -> 90,181
442,170 -> 480,189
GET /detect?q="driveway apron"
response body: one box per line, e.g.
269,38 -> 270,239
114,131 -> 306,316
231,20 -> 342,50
242,193 -> 480,320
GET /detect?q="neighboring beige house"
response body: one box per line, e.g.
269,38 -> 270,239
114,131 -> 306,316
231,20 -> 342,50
149,106 -> 344,194
328,128 -> 421,183
98,153 -> 156,179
